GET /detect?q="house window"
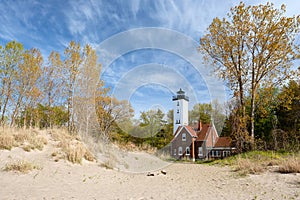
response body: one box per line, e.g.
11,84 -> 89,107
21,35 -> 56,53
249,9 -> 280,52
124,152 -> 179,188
198,147 -> 203,157
211,150 -> 214,157
186,147 -> 190,155
215,151 -> 220,157
182,133 -> 186,141
178,147 -> 182,155
174,149 -> 176,156
223,151 -> 230,157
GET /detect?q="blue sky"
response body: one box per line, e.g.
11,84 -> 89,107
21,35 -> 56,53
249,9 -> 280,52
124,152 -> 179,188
0,0 -> 299,118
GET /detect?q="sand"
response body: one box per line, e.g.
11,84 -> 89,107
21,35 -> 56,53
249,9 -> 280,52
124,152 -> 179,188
0,138 -> 299,200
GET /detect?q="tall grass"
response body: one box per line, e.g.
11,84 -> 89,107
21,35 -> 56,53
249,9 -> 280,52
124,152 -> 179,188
0,127 -> 47,151
49,129 -> 95,164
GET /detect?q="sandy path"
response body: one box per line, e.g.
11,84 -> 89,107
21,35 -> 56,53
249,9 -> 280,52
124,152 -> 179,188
0,146 -> 299,200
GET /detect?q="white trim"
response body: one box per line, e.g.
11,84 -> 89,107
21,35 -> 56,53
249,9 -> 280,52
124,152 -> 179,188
198,147 -> 203,157
173,126 -> 184,139
178,147 -> 182,155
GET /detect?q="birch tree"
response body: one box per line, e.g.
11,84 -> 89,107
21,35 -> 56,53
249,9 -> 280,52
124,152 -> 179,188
10,48 -> 43,127
199,2 -> 300,143
43,51 -> 63,128
64,41 -> 82,132
0,41 -> 24,125
74,44 -> 101,136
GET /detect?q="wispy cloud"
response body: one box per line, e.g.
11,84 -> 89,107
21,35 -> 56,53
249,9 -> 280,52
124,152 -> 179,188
0,0 -> 298,115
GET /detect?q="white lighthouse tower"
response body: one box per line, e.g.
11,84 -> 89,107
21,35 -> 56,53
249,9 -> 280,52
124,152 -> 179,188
172,88 -> 189,134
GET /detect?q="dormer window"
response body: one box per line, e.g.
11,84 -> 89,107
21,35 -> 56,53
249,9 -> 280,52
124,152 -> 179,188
182,133 -> 186,141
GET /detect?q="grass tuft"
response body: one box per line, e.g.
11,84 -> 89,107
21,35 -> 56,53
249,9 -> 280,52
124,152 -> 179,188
235,157 -> 265,175
65,142 -> 85,164
0,128 -> 48,151
278,156 -> 300,173
0,133 -> 14,150
49,129 -> 96,164
4,160 -> 41,173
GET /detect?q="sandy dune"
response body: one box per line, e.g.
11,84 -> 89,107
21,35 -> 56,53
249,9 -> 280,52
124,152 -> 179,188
0,140 -> 299,200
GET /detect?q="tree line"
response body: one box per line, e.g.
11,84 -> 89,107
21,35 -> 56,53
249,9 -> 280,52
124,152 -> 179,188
199,2 -> 300,152
0,41 -> 133,141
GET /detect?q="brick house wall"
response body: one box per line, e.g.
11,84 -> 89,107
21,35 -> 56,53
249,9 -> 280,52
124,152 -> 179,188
170,127 -> 194,160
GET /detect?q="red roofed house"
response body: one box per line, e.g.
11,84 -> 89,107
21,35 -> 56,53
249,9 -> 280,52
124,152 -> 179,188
170,89 -> 235,161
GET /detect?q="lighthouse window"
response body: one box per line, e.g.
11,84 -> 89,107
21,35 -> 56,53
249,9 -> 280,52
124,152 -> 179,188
177,102 -> 179,106
177,109 -> 179,113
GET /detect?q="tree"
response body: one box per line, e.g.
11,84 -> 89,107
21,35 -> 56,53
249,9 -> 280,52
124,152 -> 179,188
139,109 -> 165,146
63,41 -> 82,132
275,80 -> 300,150
0,41 -> 24,125
11,48 -> 43,127
189,103 -> 212,124
200,2 -> 300,143
74,44 -> 102,136
43,51 -> 64,128
95,89 -> 134,142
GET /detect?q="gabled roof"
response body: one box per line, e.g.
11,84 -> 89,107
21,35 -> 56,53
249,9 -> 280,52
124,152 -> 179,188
185,126 -> 198,138
171,125 -> 197,142
196,124 -> 210,141
214,137 -> 232,148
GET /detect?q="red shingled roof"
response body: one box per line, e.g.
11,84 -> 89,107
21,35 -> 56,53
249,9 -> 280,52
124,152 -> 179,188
214,137 -> 232,147
196,124 -> 210,141
171,125 -> 197,142
185,125 -> 198,138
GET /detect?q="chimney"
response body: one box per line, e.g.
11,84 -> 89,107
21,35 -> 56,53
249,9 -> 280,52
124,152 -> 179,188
199,120 -> 202,131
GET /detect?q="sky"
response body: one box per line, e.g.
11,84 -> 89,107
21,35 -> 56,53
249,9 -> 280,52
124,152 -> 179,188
0,0 -> 299,118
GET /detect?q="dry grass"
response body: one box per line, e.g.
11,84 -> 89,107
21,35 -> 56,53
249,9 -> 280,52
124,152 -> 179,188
49,129 -> 95,164
235,157 -> 265,175
0,127 -> 96,164
209,151 -> 300,176
0,133 -> 14,150
278,156 -> 300,173
0,127 -> 48,151
65,142 -> 86,164
4,160 -> 41,173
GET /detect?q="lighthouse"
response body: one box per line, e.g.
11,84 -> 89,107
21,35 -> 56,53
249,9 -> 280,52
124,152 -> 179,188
172,88 -> 189,134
